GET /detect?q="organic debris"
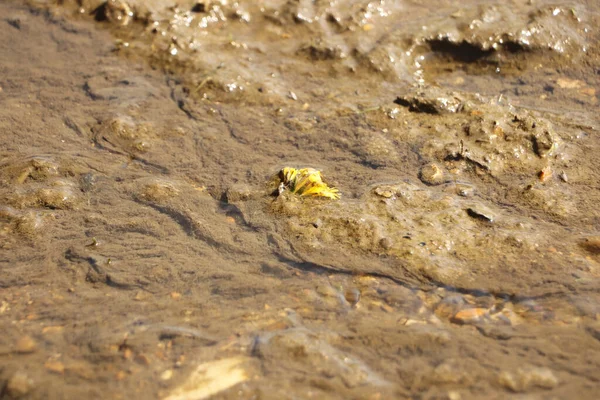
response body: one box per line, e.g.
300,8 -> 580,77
278,167 -> 340,199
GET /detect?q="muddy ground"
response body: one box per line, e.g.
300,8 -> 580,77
1,0 -> 599,399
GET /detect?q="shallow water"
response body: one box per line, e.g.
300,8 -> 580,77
1,0 -> 599,399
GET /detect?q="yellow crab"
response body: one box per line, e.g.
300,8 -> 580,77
278,167 -> 340,200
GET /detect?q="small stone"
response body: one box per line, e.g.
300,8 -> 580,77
374,186 -> 394,198
455,184 -> 474,197
15,336 -> 37,353
556,78 -> 584,89
134,291 -> 149,301
498,367 -> 558,392
580,237 -> 600,255
451,308 -> 488,325
161,369 -> 174,381
538,166 -> 552,182
135,353 -> 151,365
225,184 -> 252,203
558,171 -> 568,182
419,163 -> 445,185
448,391 -> 461,400
42,326 -> 64,335
432,361 -> 467,384
44,360 -> 65,374
466,205 -> 496,223
344,288 -> 361,307
5,371 -> 33,397
379,237 -> 393,250
122,348 -> 133,360
163,357 -> 249,400
531,129 -> 556,158
170,292 -> 181,300
66,362 -> 95,380
580,87 -> 596,97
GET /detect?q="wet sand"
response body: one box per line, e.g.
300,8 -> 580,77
1,0 -> 599,399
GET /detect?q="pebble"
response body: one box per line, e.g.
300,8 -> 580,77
163,357 -> 249,400
135,353 -> 151,365
15,335 -> 37,353
170,292 -> 182,300
498,367 -> 558,392
225,183 -> 253,203
419,163 -> 445,185
450,308 -> 488,325
455,184 -> 474,197
538,166 -> 552,182
5,371 -> 33,397
374,186 -> 395,198
344,288 -> 361,307
466,205 -> 496,223
379,237 -> 393,250
44,360 -> 65,374
42,326 -> 64,335
161,369 -> 174,381
556,77 -> 584,89
580,236 -> 600,255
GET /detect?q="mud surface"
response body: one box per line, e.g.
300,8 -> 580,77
1,0 -> 600,398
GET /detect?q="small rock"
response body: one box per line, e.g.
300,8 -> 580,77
538,166 -> 552,182
374,186 -> 395,198
558,171 -> 568,182
394,87 -> 463,114
531,129 -> 556,158
15,336 -> 37,353
419,163 -> 445,185
466,205 -> 496,223
579,236 -> 600,255
5,371 -> 33,397
140,180 -> 179,203
135,353 -> 151,365
44,360 -> 65,374
163,357 -> 250,400
42,326 -> 64,335
379,237 -> 393,250
448,391 -> 461,400
455,184 -> 474,197
344,288 -> 361,307
432,360 -> 469,384
451,308 -> 488,325
498,367 -> 558,392
170,292 -> 182,300
556,78 -> 584,89
225,184 -> 252,203
161,369 -> 174,381
134,291 -> 149,301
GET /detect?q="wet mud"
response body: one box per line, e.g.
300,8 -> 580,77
1,0 -> 600,399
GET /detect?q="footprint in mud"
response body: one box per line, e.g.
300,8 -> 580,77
128,177 -> 264,255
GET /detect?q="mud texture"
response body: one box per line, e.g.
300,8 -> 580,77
1,0 -> 600,399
